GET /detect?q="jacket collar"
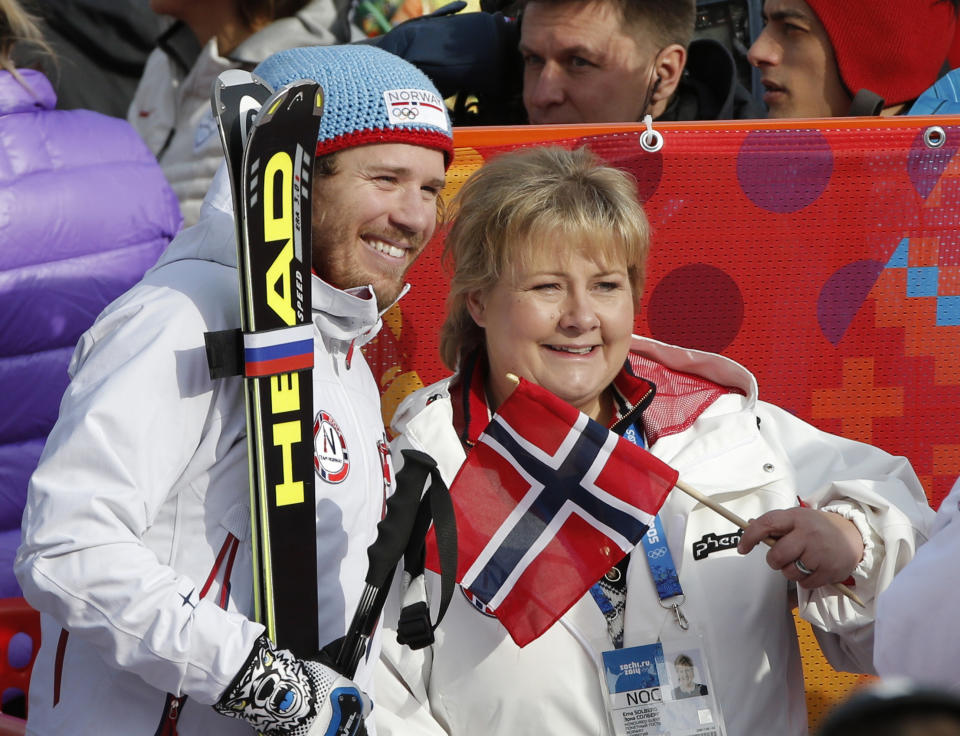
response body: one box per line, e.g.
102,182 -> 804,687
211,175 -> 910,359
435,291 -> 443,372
0,69 -> 55,114
449,340 -> 748,449
311,275 -> 384,345
626,335 -> 750,445
449,349 -> 657,448
449,350 -> 490,448
231,0 -> 346,63
157,21 -> 201,77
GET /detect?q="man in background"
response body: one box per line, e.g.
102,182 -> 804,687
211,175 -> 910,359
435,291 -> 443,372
370,0 -> 763,124
747,0 -> 959,117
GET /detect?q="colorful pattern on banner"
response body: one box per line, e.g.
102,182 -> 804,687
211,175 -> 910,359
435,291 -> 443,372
359,117 -> 960,725
363,116 -> 960,512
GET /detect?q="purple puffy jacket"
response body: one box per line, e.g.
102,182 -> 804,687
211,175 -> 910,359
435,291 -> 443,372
0,69 -> 182,595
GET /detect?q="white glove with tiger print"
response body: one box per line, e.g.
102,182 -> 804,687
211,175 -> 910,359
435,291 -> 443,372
213,634 -> 370,735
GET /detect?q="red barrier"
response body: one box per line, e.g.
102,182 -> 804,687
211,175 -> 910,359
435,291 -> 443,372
0,597 -> 38,726
369,115 -> 960,508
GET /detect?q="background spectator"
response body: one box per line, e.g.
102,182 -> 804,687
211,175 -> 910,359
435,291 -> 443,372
370,0 -> 764,124
874,478 -> 960,691
12,0 -> 163,118
128,0 -> 358,226
748,0 -> 959,117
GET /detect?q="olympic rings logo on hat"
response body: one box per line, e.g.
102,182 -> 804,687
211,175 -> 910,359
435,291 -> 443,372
382,88 -> 451,134
391,107 -> 419,120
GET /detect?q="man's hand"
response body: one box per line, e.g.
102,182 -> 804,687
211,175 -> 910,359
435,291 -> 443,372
214,634 -> 370,735
737,507 -> 864,590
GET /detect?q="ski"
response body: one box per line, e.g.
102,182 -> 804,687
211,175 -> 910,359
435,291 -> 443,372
212,69 -> 274,270
211,69 -> 277,628
213,74 -> 325,657
212,70 -> 274,200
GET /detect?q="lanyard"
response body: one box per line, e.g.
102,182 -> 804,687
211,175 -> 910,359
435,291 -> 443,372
639,515 -> 683,601
590,423 -> 689,635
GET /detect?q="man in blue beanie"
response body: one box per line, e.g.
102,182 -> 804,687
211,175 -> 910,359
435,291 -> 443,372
15,44 -> 452,736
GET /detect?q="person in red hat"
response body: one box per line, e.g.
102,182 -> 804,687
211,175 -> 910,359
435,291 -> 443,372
747,0 -> 959,118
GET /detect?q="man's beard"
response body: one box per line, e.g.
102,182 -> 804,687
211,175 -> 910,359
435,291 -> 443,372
311,222 -> 422,311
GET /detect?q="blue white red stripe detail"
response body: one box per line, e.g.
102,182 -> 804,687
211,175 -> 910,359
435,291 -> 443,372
391,100 -> 444,113
243,325 -> 313,377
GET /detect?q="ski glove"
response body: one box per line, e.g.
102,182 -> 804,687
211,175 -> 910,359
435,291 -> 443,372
213,634 -> 370,735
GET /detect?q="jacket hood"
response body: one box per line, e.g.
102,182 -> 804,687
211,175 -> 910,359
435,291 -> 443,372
151,163 -> 238,271
628,334 -> 757,406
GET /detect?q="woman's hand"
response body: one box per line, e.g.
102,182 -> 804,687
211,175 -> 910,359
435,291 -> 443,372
737,507 -> 864,589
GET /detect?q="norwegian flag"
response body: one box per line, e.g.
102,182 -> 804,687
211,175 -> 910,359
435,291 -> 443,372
427,378 -> 677,647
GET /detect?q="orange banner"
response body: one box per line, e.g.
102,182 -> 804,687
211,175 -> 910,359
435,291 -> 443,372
368,115 -> 960,509
361,116 -> 960,726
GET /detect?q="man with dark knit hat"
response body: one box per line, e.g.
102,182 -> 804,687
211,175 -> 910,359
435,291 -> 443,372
747,0 -> 959,117
15,44 -> 452,736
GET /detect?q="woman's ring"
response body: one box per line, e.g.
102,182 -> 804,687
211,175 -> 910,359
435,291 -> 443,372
794,559 -> 814,576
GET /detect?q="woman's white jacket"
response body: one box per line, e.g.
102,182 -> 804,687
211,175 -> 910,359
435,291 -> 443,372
375,336 -> 932,736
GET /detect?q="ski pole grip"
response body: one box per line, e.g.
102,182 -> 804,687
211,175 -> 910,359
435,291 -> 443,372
365,450 -> 438,588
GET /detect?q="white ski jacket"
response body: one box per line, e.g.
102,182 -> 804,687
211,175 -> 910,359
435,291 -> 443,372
15,166 -> 390,735
374,338 -> 933,736
875,476 -> 960,690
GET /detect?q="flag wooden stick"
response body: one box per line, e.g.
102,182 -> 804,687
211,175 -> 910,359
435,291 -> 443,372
674,480 -> 865,608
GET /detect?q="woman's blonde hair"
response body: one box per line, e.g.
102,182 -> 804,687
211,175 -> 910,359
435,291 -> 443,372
439,145 -> 651,370
0,0 -> 54,94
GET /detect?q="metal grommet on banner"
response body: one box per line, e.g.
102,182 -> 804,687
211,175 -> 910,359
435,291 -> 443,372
924,125 -> 946,149
639,114 -> 663,153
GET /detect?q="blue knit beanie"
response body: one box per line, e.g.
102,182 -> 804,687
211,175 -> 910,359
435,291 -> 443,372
254,45 -> 453,167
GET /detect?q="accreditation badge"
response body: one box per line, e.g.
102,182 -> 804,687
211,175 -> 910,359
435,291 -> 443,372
601,634 -> 726,736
